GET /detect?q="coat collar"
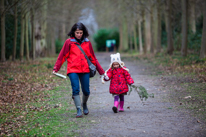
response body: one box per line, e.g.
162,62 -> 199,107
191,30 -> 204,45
70,37 -> 89,43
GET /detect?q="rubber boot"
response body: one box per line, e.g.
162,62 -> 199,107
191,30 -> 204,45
73,95 -> 83,118
82,95 -> 89,115
112,101 -> 119,113
119,101 -> 124,112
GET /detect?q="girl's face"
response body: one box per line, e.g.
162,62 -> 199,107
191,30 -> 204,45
75,29 -> 83,39
112,62 -> 120,69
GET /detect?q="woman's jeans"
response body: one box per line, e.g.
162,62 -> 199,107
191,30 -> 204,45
68,73 -> 90,96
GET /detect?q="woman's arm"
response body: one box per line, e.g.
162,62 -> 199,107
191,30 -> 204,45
89,42 -> 105,75
53,39 -> 70,72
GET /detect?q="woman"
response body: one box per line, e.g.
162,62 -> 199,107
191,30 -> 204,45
53,22 -> 105,118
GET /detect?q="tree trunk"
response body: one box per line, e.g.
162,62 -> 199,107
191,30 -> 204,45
200,0 -> 206,58
40,0 -> 48,57
51,27 -> 56,56
20,12 -> 25,61
31,6 -> 35,60
166,0 -> 174,55
189,0 -> 196,33
59,23 -> 66,41
119,22 -> 123,51
25,12 -> 30,61
133,22 -> 138,52
1,0 -> 6,61
129,27 -> 133,53
122,16 -> 128,51
138,20 -> 143,54
150,5 -> 154,54
156,0 -> 162,54
153,2 -> 158,53
164,2 -> 168,34
144,5 -> 152,54
47,21 -> 56,56
12,0 -> 18,61
181,0 -> 188,57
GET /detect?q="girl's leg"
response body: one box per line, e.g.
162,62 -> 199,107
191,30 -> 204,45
79,73 -> 90,115
68,73 -> 82,118
112,95 -> 119,113
119,95 -> 124,112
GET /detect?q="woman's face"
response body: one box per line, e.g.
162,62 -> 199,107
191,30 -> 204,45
75,29 -> 83,39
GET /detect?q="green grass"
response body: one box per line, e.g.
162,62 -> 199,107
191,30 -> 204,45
0,57 -> 93,136
10,82 -> 87,136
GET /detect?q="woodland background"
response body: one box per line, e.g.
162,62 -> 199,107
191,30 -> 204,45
0,0 -> 206,61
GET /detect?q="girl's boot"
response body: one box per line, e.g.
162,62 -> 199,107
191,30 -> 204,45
112,101 -> 119,113
119,101 -> 124,112
82,95 -> 89,115
72,95 -> 83,118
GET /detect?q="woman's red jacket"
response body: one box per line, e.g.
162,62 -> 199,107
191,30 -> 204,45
53,37 -> 105,75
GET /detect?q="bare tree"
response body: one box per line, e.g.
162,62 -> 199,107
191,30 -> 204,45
189,0 -> 196,33
12,0 -> 18,61
153,0 -> 162,54
1,0 -> 6,61
30,1 -> 35,60
137,2 -> 144,54
181,0 -> 188,57
138,19 -> 143,54
20,2 -> 25,62
166,0 -> 174,55
143,0 -> 152,54
25,11 -> 29,61
117,0 -> 129,52
200,0 -> 206,58
133,20 -> 138,52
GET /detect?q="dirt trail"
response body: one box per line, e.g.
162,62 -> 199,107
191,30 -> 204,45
77,53 -> 205,137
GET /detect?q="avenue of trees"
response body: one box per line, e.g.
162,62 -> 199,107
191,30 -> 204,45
0,0 -> 206,62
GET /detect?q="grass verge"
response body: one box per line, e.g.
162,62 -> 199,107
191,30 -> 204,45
0,57 -> 92,136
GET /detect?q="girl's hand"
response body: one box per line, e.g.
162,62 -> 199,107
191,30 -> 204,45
53,71 -> 56,74
104,75 -> 109,80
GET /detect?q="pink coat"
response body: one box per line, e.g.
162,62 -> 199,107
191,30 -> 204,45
105,67 -> 134,95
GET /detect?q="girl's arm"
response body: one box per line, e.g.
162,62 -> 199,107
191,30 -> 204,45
89,42 -> 105,75
124,69 -> 134,85
104,68 -> 112,81
53,39 -> 70,72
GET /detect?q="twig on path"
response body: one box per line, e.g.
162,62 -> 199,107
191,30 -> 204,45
128,85 -> 154,102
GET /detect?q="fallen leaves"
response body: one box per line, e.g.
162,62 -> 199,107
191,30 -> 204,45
0,59 -> 63,136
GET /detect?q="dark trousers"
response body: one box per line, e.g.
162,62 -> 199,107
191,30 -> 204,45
68,73 -> 90,96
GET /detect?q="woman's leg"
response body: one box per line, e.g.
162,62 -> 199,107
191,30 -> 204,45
119,95 -> 124,112
79,73 -> 90,115
79,73 -> 90,96
112,95 -> 119,113
68,73 -> 82,118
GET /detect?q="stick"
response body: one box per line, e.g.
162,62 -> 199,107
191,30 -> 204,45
53,73 -> 67,79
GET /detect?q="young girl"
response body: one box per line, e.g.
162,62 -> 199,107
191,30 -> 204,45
103,53 -> 134,113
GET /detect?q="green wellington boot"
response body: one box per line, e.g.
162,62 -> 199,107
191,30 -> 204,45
82,95 -> 89,115
73,95 -> 83,118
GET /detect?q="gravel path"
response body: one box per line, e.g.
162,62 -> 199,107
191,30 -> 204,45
77,53 -> 205,137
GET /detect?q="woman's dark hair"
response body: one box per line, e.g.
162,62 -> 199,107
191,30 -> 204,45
68,22 -> 89,39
